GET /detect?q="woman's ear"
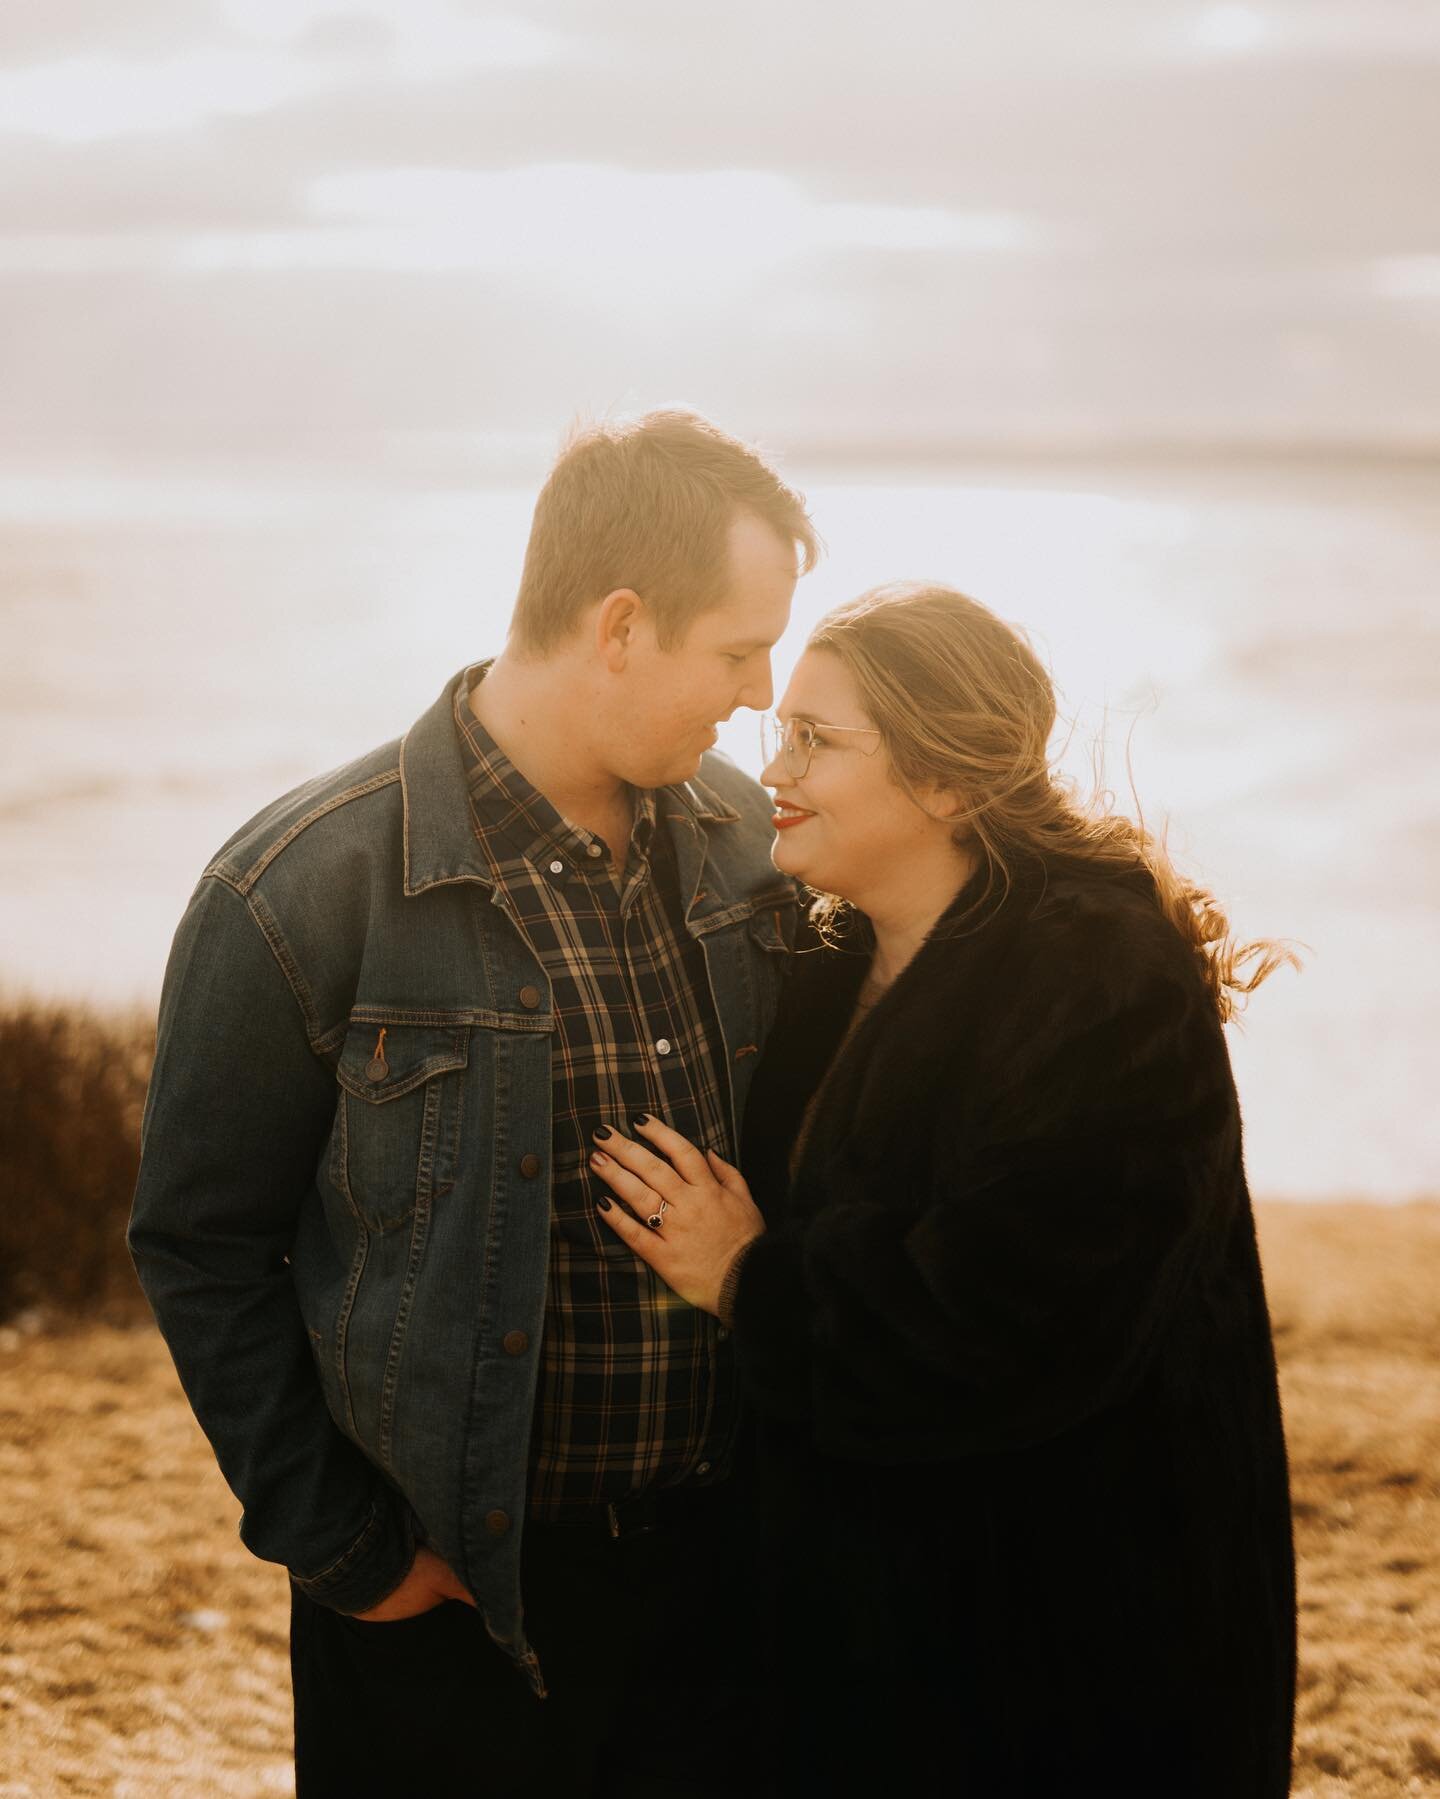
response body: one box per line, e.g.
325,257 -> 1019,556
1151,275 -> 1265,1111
913,781 -> 971,826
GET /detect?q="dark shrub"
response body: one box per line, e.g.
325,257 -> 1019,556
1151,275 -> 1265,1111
0,1005 -> 154,1323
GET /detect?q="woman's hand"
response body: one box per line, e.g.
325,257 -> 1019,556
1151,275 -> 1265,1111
589,1114 -> 764,1316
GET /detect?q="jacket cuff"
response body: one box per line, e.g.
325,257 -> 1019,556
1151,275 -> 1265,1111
717,1238 -> 761,1329
288,1493 -> 417,1615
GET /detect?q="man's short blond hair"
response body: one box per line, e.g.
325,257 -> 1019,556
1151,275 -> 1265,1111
510,409 -> 819,652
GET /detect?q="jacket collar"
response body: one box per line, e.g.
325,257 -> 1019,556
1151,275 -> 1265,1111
400,665 -> 738,896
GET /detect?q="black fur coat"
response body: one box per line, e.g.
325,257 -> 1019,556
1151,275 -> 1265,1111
732,857 -> 1296,1797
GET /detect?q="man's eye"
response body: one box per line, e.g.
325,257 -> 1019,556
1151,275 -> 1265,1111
722,653 -> 746,667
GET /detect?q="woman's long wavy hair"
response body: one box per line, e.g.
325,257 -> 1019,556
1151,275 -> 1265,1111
807,582 -> 1296,1023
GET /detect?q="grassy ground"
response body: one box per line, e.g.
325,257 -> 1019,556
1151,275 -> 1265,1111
0,1203 -> 1435,1794
1257,1203 -> 1440,1795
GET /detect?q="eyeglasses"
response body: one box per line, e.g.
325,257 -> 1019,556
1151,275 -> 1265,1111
760,713 -> 881,781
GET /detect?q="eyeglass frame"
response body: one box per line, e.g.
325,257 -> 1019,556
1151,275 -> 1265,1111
761,712 -> 882,781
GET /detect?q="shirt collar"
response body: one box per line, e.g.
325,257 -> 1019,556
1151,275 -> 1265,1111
454,669 -> 658,874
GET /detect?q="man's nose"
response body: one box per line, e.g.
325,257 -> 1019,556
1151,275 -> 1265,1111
735,660 -> 774,714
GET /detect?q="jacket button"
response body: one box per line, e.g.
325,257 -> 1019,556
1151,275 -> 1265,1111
519,985 -> 541,1010
518,1153 -> 541,1179
485,1508 -> 511,1536
502,1330 -> 529,1356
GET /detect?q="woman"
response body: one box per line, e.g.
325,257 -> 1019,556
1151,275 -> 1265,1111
589,583 -> 1296,1796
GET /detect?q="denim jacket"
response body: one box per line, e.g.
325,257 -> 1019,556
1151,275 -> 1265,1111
128,667 -> 796,1690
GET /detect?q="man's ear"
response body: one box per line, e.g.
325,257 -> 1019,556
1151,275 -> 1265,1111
594,588 -> 646,671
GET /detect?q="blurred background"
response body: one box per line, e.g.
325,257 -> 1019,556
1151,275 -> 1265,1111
2,0 -> 1437,1201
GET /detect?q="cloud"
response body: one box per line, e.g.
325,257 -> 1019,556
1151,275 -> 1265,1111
3,231 -> 1436,478
0,0 -> 209,63
1184,5 -> 1273,56
150,165 -> 1058,280
180,49 -> 1440,258
0,10 -> 561,143
2,4 -> 1437,254
0,50 -> 325,142
0,132 -> 302,232
0,0 -> 1436,462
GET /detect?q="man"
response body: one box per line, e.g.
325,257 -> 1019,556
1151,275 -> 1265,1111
128,410 -> 817,1796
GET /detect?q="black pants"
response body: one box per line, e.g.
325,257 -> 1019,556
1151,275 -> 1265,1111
290,1485 -> 774,1799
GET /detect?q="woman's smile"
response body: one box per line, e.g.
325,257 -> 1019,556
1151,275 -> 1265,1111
772,801 -> 815,830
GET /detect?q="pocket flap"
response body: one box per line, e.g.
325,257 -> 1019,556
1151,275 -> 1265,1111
747,899 -> 796,955
335,1023 -> 470,1104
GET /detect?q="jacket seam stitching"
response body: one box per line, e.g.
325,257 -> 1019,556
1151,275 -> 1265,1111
225,769 -> 401,895
245,889 -> 324,1046
292,1497 -> 381,1589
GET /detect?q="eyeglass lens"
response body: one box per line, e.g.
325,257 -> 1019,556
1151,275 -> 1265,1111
762,716 -> 817,778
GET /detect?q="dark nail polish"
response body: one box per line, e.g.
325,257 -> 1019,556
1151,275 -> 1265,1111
595,1194 -> 612,1212
630,1113 -> 651,1130
593,1126 -> 613,1141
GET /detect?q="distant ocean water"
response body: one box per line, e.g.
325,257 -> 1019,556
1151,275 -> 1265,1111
2,457 -> 1436,1201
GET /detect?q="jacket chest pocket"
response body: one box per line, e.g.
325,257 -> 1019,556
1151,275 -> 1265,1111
332,1024 -> 470,1233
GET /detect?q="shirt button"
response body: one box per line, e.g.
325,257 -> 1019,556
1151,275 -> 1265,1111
716,1327 -> 730,1341
502,1330 -> 529,1356
485,1509 -> 511,1536
518,985 -> 541,1010
548,859 -> 564,875
587,843 -> 603,858
696,1461 -> 712,1477
518,1153 -> 541,1179
654,1038 -> 672,1056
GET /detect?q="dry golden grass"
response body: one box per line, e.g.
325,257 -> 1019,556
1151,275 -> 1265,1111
0,1006 -> 1435,1799
0,1322 -> 292,1797
1257,1203 -> 1440,1797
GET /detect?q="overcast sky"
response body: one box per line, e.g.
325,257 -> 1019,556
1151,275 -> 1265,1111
2,0 -> 1438,484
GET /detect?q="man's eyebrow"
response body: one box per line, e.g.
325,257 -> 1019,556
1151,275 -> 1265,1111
721,638 -> 778,653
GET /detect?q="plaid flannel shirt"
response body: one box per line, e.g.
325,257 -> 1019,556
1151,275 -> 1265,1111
455,679 -> 739,1518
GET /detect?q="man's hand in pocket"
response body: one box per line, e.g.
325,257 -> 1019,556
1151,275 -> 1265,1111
351,1546 -> 476,1622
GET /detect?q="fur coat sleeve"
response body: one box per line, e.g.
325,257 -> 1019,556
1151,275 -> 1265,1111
731,869 -> 1246,1462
